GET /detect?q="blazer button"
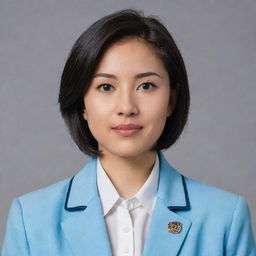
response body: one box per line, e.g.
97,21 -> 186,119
168,221 -> 182,234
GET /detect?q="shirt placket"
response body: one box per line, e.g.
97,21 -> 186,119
118,203 -> 133,255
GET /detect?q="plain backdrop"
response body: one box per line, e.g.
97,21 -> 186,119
0,0 -> 255,245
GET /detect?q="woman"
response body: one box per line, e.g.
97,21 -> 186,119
2,9 -> 255,256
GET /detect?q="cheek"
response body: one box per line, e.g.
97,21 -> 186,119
84,103 -> 106,143
143,97 -> 170,136
144,92 -> 170,118
84,94 -> 107,118
152,105 -> 169,125
84,97 -> 111,126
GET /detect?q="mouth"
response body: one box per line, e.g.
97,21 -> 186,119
113,124 -> 143,130
112,127 -> 142,137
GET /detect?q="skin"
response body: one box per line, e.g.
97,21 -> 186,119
83,37 -> 176,199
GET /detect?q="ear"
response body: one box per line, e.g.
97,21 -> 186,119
167,91 -> 177,117
167,104 -> 173,117
83,108 -> 87,120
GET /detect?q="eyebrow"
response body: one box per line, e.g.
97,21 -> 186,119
92,72 -> 162,79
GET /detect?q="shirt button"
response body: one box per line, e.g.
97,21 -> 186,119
128,204 -> 133,210
123,247 -> 130,253
121,226 -> 129,233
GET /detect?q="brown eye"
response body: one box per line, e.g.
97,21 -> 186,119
138,82 -> 157,91
96,83 -> 114,92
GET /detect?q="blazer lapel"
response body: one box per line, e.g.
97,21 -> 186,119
61,157 -> 112,256
142,151 -> 192,256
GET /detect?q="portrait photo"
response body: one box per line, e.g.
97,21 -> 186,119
1,1 -> 255,255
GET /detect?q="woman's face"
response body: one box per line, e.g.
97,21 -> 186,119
83,37 -> 175,158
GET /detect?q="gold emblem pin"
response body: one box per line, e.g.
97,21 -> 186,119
168,221 -> 182,234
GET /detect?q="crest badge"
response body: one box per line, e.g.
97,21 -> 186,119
168,221 -> 182,234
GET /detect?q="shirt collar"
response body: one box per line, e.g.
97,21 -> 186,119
96,153 -> 159,216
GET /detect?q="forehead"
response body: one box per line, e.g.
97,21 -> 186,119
95,38 -> 167,74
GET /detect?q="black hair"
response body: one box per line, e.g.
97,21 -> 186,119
58,9 -> 190,157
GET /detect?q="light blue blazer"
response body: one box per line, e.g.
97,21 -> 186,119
2,151 -> 256,255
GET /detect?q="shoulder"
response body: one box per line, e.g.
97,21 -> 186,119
9,156 -> 97,221
184,175 -> 240,206
15,176 -> 72,217
182,176 -> 255,253
3,175 -> 74,247
159,151 -> 245,214
19,177 -> 71,199
182,175 -> 251,223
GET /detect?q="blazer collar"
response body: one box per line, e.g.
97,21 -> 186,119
65,150 -> 190,211
157,150 -> 190,210
61,151 -> 191,256
64,154 -> 98,211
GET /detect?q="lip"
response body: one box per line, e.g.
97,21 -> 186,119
113,128 -> 142,137
112,123 -> 142,137
112,123 -> 143,130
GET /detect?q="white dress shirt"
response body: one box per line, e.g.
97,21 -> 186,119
96,154 -> 159,256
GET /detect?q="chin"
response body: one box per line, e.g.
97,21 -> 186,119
100,145 -> 154,159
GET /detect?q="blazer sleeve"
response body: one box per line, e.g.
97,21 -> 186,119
225,196 -> 256,256
1,198 -> 30,256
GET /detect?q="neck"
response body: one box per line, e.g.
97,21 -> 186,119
99,150 -> 157,199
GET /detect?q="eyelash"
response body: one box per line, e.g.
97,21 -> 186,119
96,82 -> 157,92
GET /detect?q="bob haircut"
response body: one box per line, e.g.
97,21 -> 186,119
58,9 -> 190,157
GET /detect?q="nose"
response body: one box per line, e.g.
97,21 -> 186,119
116,89 -> 139,117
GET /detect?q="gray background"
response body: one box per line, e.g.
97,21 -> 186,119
1,0 -> 255,246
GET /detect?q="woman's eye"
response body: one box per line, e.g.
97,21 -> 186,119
138,82 -> 157,91
96,83 -> 114,92
96,82 -> 156,92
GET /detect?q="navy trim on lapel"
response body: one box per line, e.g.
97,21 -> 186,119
65,176 -> 87,212
168,175 -> 191,211
157,151 -> 190,211
64,156 -> 98,212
